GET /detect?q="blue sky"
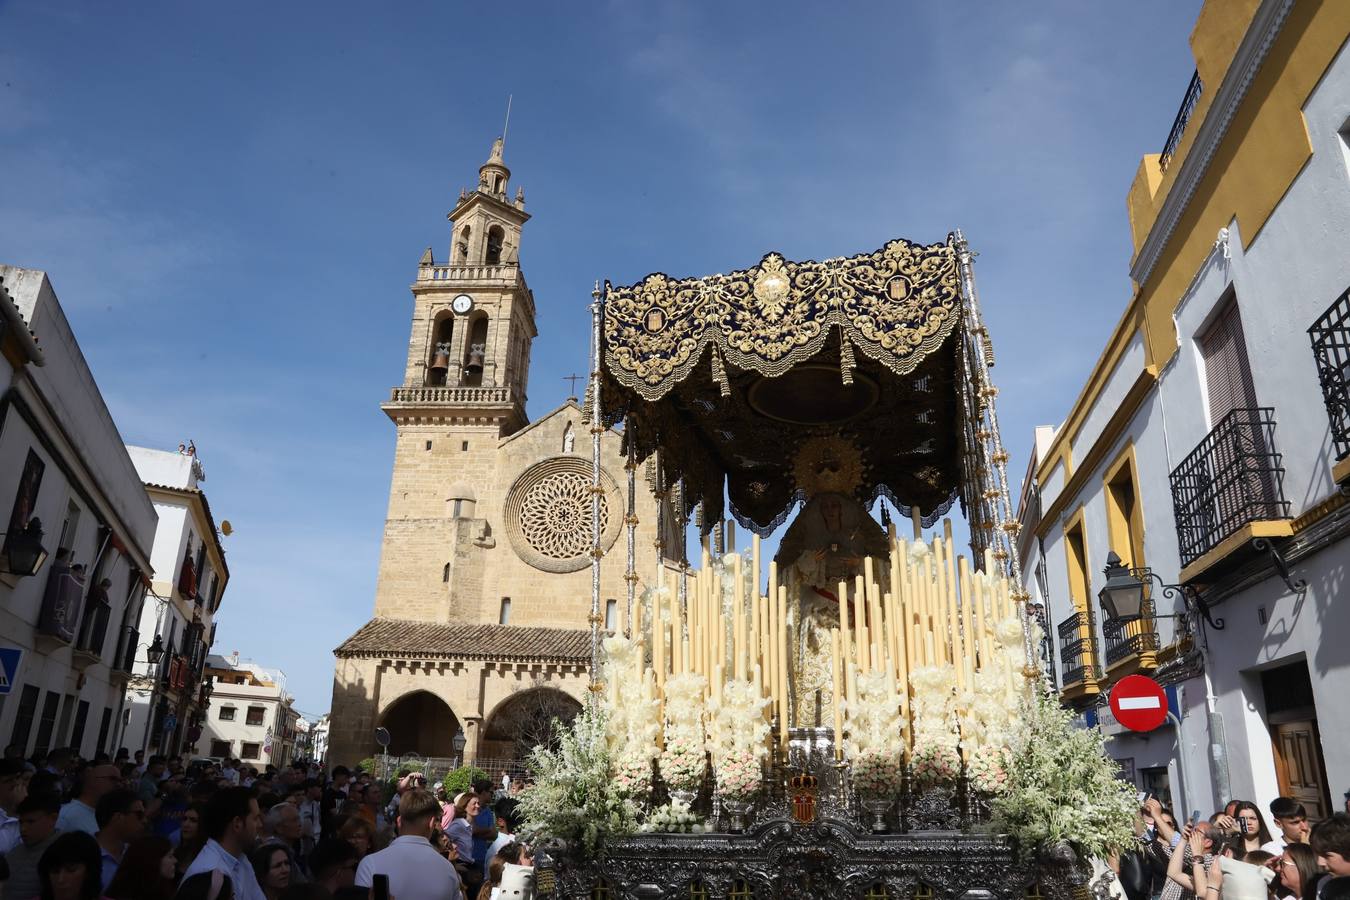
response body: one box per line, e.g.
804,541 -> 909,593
0,1 -> 1202,717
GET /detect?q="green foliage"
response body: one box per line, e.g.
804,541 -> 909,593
356,757 -> 380,775
442,765 -> 489,797
992,690 -> 1139,860
517,705 -> 638,855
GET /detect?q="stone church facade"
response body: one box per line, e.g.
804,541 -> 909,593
327,142 -> 671,769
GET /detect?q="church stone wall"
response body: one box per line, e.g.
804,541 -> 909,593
374,402 -> 666,629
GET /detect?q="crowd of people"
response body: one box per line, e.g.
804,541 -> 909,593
0,748 -> 532,900
7,740 -> 1350,900
1111,795 -> 1350,900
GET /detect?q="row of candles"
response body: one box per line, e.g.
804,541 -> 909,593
626,511 -> 1022,757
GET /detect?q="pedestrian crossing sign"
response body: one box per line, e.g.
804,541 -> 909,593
0,646 -> 23,695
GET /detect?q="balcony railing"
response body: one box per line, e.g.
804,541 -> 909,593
418,263 -> 521,283
1103,602 -> 1161,668
1169,407 -> 1290,569
387,385 -> 514,405
1058,611 -> 1100,689
1160,71 -> 1203,173
1310,287 -> 1350,463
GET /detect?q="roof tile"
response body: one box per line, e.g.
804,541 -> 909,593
334,618 -> 592,662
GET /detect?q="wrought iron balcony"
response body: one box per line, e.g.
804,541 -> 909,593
1057,611 -> 1100,690
1169,407 -> 1290,569
1310,287 -> 1350,465
1102,601 -> 1161,668
1160,71 -> 1203,173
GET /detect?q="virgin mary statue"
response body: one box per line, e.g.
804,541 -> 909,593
774,438 -> 889,728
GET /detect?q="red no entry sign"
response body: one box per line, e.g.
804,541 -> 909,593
1109,674 -> 1168,732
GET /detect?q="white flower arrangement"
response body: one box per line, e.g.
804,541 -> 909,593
707,678 -> 770,801
844,670 -> 905,798
965,744 -> 1011,794
660,733 -> 706,792
852,748 -> 904,797
639,800 -> 707,834
992,690 -> 1138,860
601,635 -> 660,799
908,664 -> 960,787
613,748 -> 654,799
715,749 -> 762,801
660,672 -> 708,792
518,704 -> 639,855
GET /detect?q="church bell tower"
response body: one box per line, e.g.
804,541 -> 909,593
374,138 -> 538,622
389,137 -> 535,431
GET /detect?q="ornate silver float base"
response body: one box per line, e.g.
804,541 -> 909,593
537,820 -> 1085,900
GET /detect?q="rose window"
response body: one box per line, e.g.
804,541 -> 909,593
505,456 -> 622,573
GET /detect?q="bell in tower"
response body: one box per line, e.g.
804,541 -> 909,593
465,343 -> 486,376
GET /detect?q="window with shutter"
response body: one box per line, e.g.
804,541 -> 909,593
1199,296 -> 1258,424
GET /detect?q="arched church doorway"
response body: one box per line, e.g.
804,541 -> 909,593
377,691 -> 460,757
481,687 -> 581,763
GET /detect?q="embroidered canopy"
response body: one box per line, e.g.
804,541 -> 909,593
601,236 -> 980,535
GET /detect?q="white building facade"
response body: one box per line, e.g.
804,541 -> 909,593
0,266 -> 157,760
1019,0 -> 1350,820
122,446 -> 229,757
197,654 -> 300,767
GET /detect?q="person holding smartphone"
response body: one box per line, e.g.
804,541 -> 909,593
355,789 -> 463,900
1231,801 -> 1274,856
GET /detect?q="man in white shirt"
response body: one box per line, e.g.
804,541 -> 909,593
182,786 -> 266,900
356,789 -> 463,900
1262,797 -> 1310,855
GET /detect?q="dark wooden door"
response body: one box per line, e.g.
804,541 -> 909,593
1272,720 -> 1331,820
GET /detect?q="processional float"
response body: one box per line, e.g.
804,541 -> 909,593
530,233 -> 1125,899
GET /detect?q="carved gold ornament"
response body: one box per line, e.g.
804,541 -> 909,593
603,237 -> 960,401
753,254 -> 792,320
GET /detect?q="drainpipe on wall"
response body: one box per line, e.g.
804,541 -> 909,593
1203,668 -> 1232,807
1168,711 -> 1189,814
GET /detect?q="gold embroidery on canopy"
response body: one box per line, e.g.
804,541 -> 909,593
603,238 -> 960,401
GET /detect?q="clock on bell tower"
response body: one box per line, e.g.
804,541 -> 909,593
385,137 -> 535,436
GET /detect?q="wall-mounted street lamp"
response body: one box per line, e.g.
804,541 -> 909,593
0,518 -> 50,576
1097,551 -> 1224,631
146,634 -> 166,666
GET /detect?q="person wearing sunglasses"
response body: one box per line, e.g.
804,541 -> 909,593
93,788 -> 147,889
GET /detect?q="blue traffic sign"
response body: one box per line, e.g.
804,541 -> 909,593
0,647 -> 23,695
